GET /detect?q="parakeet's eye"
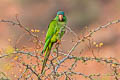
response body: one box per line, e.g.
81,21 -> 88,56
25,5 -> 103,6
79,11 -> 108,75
58,15 -> 63,21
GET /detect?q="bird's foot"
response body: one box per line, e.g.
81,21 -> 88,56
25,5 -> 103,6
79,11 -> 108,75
56,40 -> 61,44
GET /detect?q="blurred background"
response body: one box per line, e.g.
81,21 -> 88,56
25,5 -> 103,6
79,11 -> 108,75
0,0 -> 120,48
0,0 -> 120,80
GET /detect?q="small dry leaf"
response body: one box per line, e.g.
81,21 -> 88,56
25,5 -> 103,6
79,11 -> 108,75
93,42 -> 96,45
4,63 -> 12,70
8,38 -> 11,42
14,75 -> 17,78
35,29 -> 40,32
111,64 -> 116,67
5,46 -> 15,54
14,56 -> 18,60
99,42 -> 104,47
19,69 -> 22,72
31,29 -> 34,32
95,44 -> 99,47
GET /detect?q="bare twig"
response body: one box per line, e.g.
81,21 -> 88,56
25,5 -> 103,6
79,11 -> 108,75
1,17 -> 120,80
22,64 -> 41,80
55,19 -> 120,72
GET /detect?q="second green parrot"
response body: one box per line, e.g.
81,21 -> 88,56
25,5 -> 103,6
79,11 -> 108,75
41,11 -> 67,74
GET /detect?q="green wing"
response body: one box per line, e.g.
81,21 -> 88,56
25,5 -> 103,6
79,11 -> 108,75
42,20 -> 58,54
45,20 -> 57,42
41,20 -> 58,74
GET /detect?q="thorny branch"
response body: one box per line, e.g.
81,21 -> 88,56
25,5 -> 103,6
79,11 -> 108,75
18,63 -> 41,80
55,19 -> 120,72
0,18 -> 120,80
0,15 -> 43,46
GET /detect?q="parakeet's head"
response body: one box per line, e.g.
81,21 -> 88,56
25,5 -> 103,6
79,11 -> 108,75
55,11 -> 66,22
57,11 -> 64,16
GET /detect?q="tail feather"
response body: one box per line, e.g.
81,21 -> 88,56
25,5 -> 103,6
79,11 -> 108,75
41,38 -> 50,54
41,42 -> 53,74
41,50 -> 44,54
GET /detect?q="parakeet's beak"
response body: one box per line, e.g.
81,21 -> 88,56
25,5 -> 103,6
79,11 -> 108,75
59,15 -> 63,21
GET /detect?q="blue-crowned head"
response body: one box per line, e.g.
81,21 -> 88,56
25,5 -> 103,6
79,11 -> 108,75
57,11 -> 64,15
57,11 -> 65,21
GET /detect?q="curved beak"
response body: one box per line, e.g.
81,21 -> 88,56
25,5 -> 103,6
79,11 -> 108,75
59,15 -> 63,21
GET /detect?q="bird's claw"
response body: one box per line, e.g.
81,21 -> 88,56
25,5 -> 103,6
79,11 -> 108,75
57,40 -> 61,44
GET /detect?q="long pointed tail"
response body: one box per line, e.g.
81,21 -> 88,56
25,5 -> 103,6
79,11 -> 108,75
41,42 -> 53,74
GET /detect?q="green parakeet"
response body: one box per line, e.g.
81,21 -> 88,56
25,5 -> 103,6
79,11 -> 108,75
41,11 -> 67,74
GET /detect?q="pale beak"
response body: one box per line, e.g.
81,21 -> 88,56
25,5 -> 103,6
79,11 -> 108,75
59,15 -> 63,21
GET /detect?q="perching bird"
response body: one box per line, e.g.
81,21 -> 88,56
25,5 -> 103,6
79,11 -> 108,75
41,11 -> 67,74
